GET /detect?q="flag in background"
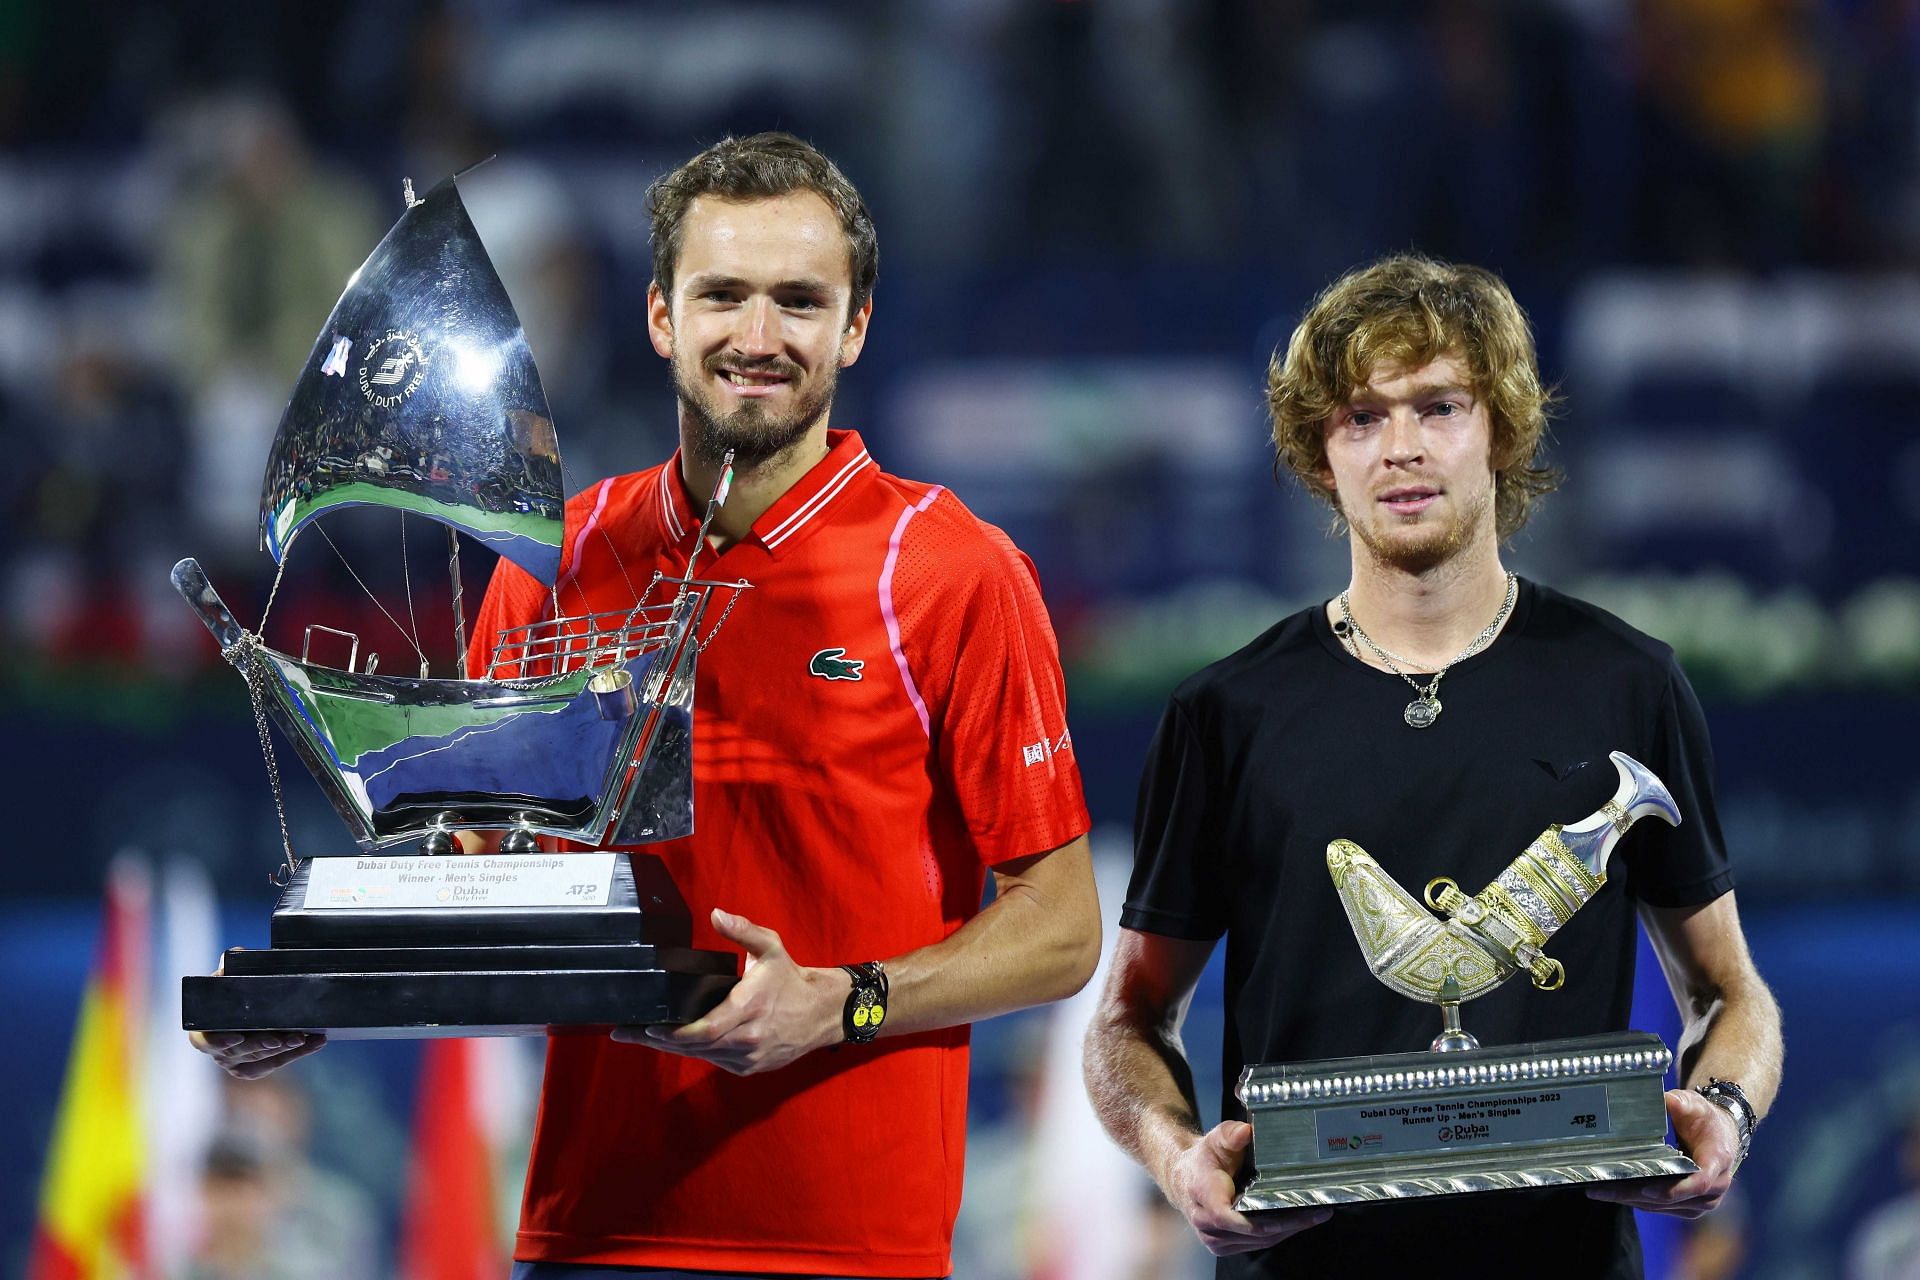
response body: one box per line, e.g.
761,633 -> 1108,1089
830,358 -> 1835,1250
400,1036 -> 534,1280
28,855 -> 153,1280
143,857 -> 222,1277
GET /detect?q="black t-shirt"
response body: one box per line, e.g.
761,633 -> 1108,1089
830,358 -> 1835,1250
1121,579 -> 1735,1280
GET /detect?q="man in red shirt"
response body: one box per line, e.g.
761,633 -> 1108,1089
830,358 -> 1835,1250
199,133 -> 1100,1280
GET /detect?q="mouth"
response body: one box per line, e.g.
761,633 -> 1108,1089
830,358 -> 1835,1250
714,366 -> 794,398
1379,486 -> 1440,515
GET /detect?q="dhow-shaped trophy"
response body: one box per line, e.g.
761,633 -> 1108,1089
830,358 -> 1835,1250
1235,751 -> 1699,1208
177,174 -> 748,1038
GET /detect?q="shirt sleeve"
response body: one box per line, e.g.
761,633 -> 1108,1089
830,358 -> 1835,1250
1618,656 -> 1737,908
896,507 -> 1090,867
1119,695 -> 1228,940
463,556 -> 551,679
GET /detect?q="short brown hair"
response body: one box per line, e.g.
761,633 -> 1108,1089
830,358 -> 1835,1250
647,132 -> 879,320
1267,254 -> 1560,541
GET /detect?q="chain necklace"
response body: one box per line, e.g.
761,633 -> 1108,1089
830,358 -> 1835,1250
1334,572 -> 1518,729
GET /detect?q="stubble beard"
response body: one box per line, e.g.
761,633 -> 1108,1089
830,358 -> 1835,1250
1345,481 -> 1496,576
673,350 -> 840,471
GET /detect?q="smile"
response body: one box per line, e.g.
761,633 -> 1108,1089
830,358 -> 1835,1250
717,368 -> 792,396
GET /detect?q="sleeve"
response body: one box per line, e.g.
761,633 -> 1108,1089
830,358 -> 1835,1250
897,513 -> 1090,867
1618,656 -> 1737,908
463,556 -> 551,679
1118,695 -> 1228,940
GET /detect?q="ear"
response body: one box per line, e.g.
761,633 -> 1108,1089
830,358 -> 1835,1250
646,281 -> 674,360
837,295 -> 874,368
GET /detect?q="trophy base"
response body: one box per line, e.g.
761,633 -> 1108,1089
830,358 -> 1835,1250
182,851 -> 736,1039
1234,1030 -> 1699,1211
183,942 -> 736,1039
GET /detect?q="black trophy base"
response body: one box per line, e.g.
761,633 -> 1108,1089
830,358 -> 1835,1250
183,942 -> 736,1039
182,851 -> 736,1039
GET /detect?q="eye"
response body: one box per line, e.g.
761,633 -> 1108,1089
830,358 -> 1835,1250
1344,410 -> 1379,430
780,295 -> 826,312
1426,401 -> 1463,418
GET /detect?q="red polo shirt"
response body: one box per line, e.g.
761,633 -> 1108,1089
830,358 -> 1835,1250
468,430 -> 1090,1277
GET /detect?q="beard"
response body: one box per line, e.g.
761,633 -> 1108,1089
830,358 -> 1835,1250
1345,482 -> 1495,574
672,350 -> 840,471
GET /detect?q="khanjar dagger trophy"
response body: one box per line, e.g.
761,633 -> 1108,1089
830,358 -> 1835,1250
1234,751 -> 1700,1209
176,173 -> 749,1038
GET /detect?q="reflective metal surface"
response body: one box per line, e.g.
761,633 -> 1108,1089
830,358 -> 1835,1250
1327,751 -> 1681,1006
1234,1031 -> 1697,1210
175,557 -> 736,851
259,176 -> 564,585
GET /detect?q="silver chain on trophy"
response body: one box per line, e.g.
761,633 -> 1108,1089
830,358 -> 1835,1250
1335,571 -> 1518,729
223,635 -> 302,887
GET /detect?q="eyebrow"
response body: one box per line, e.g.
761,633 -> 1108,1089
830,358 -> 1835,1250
682,273 -> 838,296
1346,382 -> 1474,406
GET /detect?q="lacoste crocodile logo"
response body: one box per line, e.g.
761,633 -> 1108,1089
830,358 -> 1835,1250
809,647 -> 864,681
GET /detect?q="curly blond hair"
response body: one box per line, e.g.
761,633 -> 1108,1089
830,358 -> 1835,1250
1267,254 -> 1560,541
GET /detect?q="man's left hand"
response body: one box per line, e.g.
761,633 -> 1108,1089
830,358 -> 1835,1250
1586,1088 -> 1740,1218
611,908 -> 849,1075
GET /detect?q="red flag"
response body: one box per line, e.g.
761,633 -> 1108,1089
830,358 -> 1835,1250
400,1038 -> 505,1280
29,857 -> 152,1280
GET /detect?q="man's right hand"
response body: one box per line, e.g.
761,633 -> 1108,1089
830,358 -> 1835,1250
1161,1120 -> 1333,1256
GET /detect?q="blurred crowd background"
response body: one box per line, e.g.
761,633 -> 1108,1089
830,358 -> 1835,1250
5,2 -> 1920,1278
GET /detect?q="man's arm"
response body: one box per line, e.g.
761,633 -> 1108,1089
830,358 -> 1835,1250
1589,891 -> 1783,1218
626,832 -> 1101,1073
1080,927 -> 1329,1256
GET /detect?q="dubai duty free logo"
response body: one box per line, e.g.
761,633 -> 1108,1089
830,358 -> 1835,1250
359,328 -> 429,408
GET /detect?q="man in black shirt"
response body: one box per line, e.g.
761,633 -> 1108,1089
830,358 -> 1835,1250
1082,255 -> 1783,1278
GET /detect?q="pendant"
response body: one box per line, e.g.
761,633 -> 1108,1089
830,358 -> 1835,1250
1404,697 -> 1441,729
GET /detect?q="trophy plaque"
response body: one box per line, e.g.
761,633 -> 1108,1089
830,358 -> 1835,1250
1234,751 -> 1700,1208
177,174 -> 748,1039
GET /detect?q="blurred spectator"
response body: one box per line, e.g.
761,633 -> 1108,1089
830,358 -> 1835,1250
1850,1112 -> 1920,1280
181,1128 -> 301,1280
219,1071 -> 380,1280
1631,0 -> 1828,265
158,92 -> 380,543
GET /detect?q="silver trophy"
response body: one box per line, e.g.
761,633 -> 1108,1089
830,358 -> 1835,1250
1235,752 -> 1699,1208
177,174 -> 748,1038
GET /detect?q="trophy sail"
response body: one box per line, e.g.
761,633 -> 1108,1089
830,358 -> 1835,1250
259,176 -> 564,585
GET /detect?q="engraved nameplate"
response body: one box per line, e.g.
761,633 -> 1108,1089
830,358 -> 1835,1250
301,854 -> 616,910
1312,1083 -> 1612,1161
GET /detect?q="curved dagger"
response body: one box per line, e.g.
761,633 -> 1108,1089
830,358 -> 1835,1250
1327,751 -> 1680,1005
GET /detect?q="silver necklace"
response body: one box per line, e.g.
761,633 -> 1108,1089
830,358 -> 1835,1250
1334,572 -> 1518,729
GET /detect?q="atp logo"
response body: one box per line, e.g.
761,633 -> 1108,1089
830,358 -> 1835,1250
809,648 -> 864,681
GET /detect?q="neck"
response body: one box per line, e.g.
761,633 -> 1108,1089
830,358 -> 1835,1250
1337,535 -> 1511,670
676,419 -> 831,549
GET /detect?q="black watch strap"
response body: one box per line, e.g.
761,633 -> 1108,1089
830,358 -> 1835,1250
840,961 -> 889,1044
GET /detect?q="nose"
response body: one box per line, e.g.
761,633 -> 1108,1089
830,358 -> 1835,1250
1382,409 -> 1423,466
732,296 -> 781,359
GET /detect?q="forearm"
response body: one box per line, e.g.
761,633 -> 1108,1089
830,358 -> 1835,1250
877,836 -> 1100,1036
1082,1009 -> 1207,1191
1674,971 -> 1783,1116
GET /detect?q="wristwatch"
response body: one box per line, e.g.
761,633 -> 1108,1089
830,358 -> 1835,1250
1695,1077 -> 1756,1168
840,961 -> 889,1044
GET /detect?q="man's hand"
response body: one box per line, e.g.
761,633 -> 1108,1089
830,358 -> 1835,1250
186,959 -> 327,1079
1161,1120 -> 1332,1256
189,1029 -> 327,1080
612,909 -> 848,1075
1587,1088 -> 1740,1218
